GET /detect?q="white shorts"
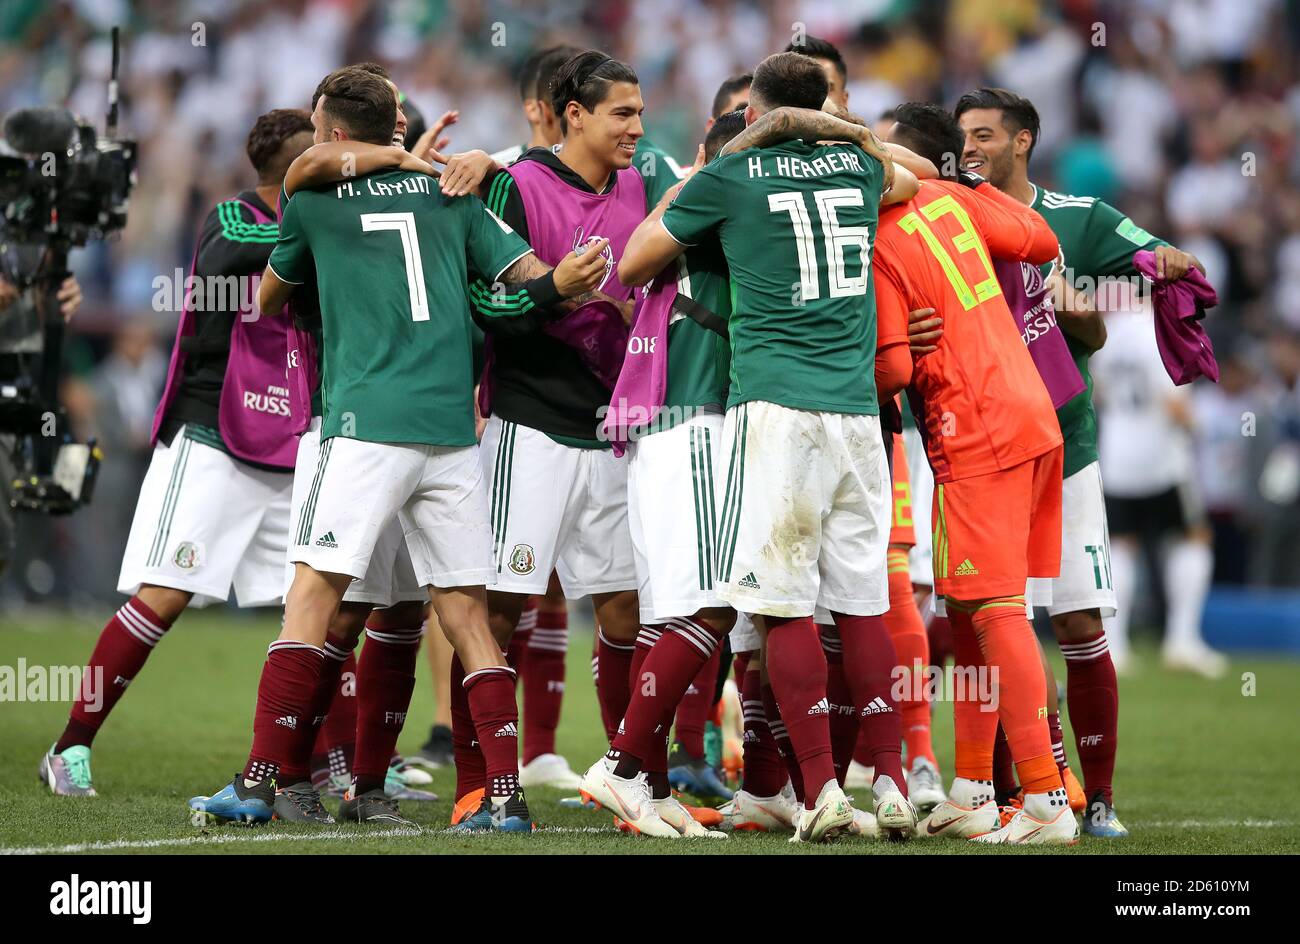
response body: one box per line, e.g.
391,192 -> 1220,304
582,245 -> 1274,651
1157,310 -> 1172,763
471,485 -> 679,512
730,611 -> 761,654
715,401 -> 889,619
627,414 -> 728,622
480,417 -> 637,598
286,420 -> 424,607
903,424 -> 935,588
118,426 -> 292,608
288,432 -> 492,589
1048,460 -> 1117,617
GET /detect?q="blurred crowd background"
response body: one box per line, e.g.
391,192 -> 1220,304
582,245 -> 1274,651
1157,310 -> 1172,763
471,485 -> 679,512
2,0 -> 1300,609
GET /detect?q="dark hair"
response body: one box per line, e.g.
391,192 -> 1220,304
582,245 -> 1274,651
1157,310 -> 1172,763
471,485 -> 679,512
533,45 -> 583,107
891,102 -> 964,181
550,50 -> 638,134
783,34 -> 846,82
750,52 -> 828,112
313,61 -> 389,111
953,87 -> 1041,159
711,73 -> 752,119
704,110 -> 747,162
246,108 -> 313,182
316,66 -> 398,146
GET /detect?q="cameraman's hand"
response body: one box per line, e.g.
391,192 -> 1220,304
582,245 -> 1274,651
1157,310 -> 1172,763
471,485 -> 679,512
0,277 -> 16,312
57,276 -> 82,321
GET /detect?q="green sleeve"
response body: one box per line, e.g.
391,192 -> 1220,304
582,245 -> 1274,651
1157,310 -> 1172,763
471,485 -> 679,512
634,138 -> 686,209
660,162 -> 728,247
464,196 -> 532,283
1082,198 -> 1169,277
267,195 -> 310,284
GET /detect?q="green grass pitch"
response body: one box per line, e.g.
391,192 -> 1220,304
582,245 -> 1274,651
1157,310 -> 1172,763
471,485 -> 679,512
2,608 -> 1298,855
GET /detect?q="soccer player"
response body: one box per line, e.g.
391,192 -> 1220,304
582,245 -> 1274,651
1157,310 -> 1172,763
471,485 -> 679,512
579,110 -> 743,839
1092,303 -> 1224,677
957,87 -> 1206,836
458,52 -> 669,812
490,45 -> 582,166
187,67 -> 610,831
784,34 -> 850,110
40,109 -> 314,797
872,106 -> 1075,844
620,51 -> 920,843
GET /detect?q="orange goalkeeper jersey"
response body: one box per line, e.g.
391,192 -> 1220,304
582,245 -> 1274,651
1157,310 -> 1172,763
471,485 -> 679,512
874,179 -> 1062,484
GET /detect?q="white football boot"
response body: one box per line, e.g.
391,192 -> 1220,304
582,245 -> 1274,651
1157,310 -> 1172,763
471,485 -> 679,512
844,760 -> 875,789
519,752 -> 584,790
788,780 -> 855,844
971,802 -> 1078,846
654,795 -> 727,838
730,788 -> 799,832
872,774 -> 918,839
580,758 -> 680,838
917,777 -> 999,839
906,757 -> 946,814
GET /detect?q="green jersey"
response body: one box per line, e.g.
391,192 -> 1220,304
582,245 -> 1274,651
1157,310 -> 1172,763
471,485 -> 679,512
269,170 -> 531,446
661,140 -> 882,415
633,137 -> 687,209
647,242 -> 732,435
1031,185 -> 1168,478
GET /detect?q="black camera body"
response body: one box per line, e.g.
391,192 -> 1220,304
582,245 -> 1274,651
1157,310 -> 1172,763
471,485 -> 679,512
0,102 -> 136,516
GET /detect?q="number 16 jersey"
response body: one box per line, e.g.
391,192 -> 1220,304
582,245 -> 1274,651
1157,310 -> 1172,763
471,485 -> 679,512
660,140 -> 883,417
269,169 -> 531,447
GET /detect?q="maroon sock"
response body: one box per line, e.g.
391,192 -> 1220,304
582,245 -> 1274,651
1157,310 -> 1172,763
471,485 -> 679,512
450,653 -> 487,801
851,725 -> 874,769
243,641 -> 326,784
506,599 -> 535,677
609,625 -> 659,766
761,680 -> 804,802
733,650 -> 751,684
310,651 -> 357,789
1047,710 -> 1068,775
280,634 -> 355,785
993,723 -> 1018,801
1060,630 -> 1119,804
673,644 -> 721,758
522,607 -> 567,763
819,627 -> 859,786
465,665 -> 520,798
740,662 -> 786,797
613,620 -> 721,774
929,614 -> 954,669
765,615 -> 836,807
596,629 -> 635,743
55,598 -> 174,752
351,610 -> 422,795
833,612 -> 906,793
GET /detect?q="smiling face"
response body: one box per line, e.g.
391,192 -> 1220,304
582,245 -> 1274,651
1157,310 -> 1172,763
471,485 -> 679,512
566,80 -> 644,170
958,107 -> 1029,189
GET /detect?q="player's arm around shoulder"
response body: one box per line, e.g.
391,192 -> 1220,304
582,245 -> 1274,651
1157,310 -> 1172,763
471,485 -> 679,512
622,145 -> 710,287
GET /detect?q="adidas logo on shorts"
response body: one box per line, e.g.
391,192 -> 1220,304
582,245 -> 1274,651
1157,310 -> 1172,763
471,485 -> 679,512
738,572 -> 761,589
861,696 -> 893,716
315,531 -> 339,548
274,715 -> 298,730
807,697 -> 830,715
954,558 -> 979,576
495,722 -> 518,738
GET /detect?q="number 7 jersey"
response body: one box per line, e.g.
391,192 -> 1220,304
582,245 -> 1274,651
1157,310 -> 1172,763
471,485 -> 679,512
873,179 -> 1061,483
660,139 -> 883,416
269,170 -> 531,447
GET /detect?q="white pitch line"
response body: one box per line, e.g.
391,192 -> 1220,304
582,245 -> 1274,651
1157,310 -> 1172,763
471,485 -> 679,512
1141,819 -> 1297,828
0,825 -> 618,856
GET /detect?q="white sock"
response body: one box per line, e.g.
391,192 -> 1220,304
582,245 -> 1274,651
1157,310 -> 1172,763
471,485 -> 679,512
1107,538 -> 1139,657
1163,538 -> 1213,651
949,776 -> 993,808
1023,787 -> 1070,821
